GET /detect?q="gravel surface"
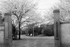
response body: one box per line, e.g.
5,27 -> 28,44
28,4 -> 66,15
12,35 -> 54,47
0,35 -> 54,47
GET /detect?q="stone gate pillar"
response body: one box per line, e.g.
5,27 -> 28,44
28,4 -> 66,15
53,9 -> 61,47
0,13 -> 2,24
4,13 -> 12,47
0,12 -> 4,47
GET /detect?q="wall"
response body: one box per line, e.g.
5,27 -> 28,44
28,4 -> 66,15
0,31 -> 4,43
61,23 -> 70,47
0,24 -> 4,47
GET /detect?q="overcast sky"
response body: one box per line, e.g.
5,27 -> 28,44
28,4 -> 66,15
35,0 -> 60,19
0,0 -> 61,27
0,0 -> 60,11
0,0 -> 60,19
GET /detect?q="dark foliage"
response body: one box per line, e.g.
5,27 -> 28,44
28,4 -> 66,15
43,24 -> 54,36
12,24 -> 17,39
22,24 -> 54,36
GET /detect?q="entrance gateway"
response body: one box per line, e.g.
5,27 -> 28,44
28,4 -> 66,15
0,10 -> 70,47
0,13 -> 12,47
54,9 -> 70,47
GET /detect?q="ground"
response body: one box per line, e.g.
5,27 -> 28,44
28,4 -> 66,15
0,35 -> 54,47
12,35 -> 54,47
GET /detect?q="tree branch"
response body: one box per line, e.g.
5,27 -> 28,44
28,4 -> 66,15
12,11 -> 19,20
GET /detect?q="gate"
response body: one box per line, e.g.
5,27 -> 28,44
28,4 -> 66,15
0,13 -> 12,47
0,10 -> 60,47
0,10 -> 67,47
54,10 -> 61,47
54,9 -> 70,47
0,23 -> 4,47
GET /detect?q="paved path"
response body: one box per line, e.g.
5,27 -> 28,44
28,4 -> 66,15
12,35 -> 54,47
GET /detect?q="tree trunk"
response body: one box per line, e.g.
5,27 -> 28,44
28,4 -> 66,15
33,27 -> 34,36
19,21 -> 21,39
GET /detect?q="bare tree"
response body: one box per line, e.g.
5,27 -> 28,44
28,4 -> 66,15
1,0 -> 38,39
57,0 -> 70,22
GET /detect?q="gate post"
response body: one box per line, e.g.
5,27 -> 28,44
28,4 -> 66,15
0,13 -> 2,24
4,13 -> 12,47
53,9 -> 61,47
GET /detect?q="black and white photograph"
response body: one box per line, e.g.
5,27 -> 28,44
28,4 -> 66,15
0,0 -> 70,47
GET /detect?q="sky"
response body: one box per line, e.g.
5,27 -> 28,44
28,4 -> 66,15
0,0 -> 60,10
0,0 -> 60,15
33,0 -> 60,19
0,0 -> 60,22
0,0 -> 61,28
36,0 -> 60,9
